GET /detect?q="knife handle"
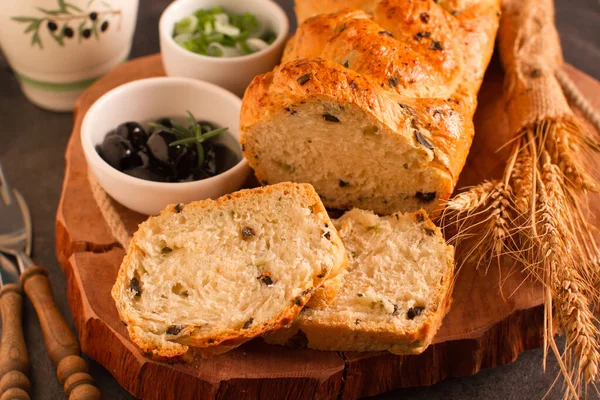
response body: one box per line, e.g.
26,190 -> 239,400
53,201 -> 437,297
21,267 -> 101,400
0,284 -> 30,400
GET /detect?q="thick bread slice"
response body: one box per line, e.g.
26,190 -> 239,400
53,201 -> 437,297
264,208 -> 455,354
111,183 -> 347,359
240,58 -> 470,215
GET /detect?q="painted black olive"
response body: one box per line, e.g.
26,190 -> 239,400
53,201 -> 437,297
63,26 -> 74,38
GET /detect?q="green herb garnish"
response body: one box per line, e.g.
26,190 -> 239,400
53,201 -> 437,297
172,7 -> 277,57
149,111 -> 228,168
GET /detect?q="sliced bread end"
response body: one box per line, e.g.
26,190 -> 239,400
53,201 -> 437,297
264,208 -> 455,354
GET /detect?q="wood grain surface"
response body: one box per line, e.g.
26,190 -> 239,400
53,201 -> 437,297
20,267 -> 101,400
0,284 -> 30,400
55,53 -> 600,400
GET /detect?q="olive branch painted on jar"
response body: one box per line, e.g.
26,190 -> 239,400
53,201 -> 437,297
11,0 -> 122,49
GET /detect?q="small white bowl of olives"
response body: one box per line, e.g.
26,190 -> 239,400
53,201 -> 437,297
81,77 -> 250,215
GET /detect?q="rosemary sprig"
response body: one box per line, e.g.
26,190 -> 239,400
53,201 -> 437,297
149,111 -> 228,169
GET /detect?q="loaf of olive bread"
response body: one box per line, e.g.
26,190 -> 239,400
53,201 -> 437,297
240,0 -> 500,215
111,183 -> 347,359
264,208 -> 455,354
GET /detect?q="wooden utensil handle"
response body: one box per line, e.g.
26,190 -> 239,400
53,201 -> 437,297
21,267 -> 101,400
0,284 -> 30,400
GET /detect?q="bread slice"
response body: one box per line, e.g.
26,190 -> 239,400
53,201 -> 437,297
111,183 -> 347,359
264,208 -> 455,354
240,58 -> 471,216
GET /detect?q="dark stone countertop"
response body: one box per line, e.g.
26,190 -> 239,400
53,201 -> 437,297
0,1 -> 598,399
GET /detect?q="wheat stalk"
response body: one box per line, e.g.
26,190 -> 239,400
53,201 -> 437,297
546,120 -> 599,192
512,146 -> 534,214
444,120 -> 600,398
445,180 -> 497,213
533,151 -> 600,397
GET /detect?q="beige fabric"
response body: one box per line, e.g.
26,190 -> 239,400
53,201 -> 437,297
499,0 -> 580,132
556,69 -> 600,134
88,171 -> 131,250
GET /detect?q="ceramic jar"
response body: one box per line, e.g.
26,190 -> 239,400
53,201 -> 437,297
0,0 -> 138,111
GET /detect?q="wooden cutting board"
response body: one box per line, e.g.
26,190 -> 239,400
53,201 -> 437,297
55,53 -> 600,400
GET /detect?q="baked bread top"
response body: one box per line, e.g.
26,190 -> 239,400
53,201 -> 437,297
239,0 -> 500,215
284,8 -> 461,100
111,183 -> 346,359
288,0 -> 501,114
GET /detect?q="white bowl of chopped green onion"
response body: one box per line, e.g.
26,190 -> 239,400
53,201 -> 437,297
159,0 -> 289,97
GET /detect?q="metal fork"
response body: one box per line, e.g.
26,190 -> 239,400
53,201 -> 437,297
0,163 -> 101,400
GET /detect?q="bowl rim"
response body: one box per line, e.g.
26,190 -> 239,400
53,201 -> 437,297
81,76 -> 249,190
158,0 -> 289,63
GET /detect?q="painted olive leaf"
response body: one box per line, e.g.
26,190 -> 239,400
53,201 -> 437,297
11,17 -> 38,22
11,0 -> 121,48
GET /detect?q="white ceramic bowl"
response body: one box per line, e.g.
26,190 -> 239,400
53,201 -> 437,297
81,77 -> 250,215
159,0 -> 289,97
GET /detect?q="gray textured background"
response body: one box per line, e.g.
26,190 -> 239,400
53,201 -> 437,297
0,0 -> 598,399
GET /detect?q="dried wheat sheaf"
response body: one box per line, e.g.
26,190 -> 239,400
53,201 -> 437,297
445,121 -> 600,398
442,0 -> 600,397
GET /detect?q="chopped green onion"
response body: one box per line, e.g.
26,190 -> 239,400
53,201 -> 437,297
174,33 -> 197,45
260,30 -> 277,44
175,15 -> 198,35
207,42 -> 243,57
246,38 -> 268,52
172,7 -> 276,57
214,21 -> 241,36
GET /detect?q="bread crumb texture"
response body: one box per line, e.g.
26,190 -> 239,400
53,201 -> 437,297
112,183 -> 346,358
264,208 -> 455,355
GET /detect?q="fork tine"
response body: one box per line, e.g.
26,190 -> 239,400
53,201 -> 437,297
0,162 -> 15,205
0,253 -> 7,285
13,190 -> 32,257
